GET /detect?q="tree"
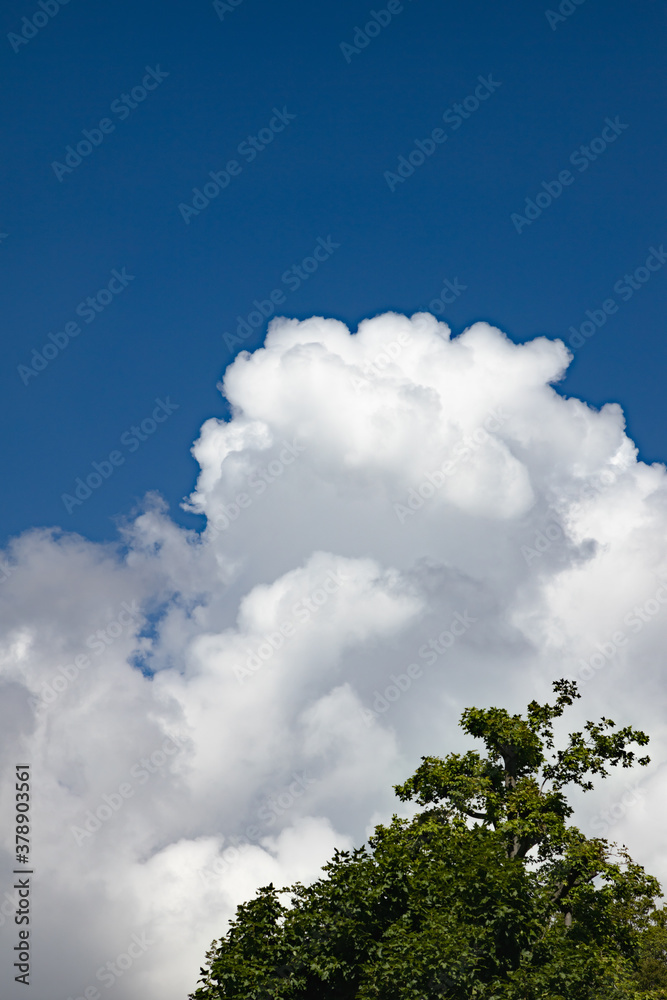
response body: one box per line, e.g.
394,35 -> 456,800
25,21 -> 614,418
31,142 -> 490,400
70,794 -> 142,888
189,680 -> 666,999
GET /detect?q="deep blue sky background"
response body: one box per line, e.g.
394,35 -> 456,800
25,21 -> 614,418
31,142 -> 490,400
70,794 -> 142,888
1,0 -> 665,546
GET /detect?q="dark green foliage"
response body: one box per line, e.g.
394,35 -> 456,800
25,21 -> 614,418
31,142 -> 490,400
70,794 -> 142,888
189,680 -> 666,999
634,909 -> 667,994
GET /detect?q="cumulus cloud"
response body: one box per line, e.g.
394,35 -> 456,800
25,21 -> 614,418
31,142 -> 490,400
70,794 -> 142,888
1,312 -> 667,999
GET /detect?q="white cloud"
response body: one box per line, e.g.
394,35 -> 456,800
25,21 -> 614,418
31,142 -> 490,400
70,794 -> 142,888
1,312 -> 667,998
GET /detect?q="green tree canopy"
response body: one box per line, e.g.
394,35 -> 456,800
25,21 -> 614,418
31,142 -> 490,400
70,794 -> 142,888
189,679 -> 666,999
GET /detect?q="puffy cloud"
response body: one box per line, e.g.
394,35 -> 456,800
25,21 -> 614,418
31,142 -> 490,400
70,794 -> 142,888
1,313 -> 666,998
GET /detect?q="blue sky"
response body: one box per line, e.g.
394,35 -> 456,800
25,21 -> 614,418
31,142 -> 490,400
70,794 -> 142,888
1,0 -> 665,545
